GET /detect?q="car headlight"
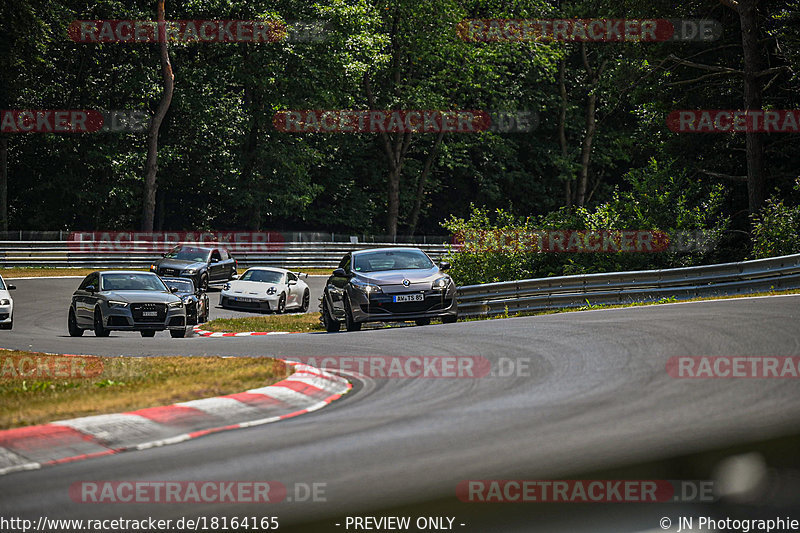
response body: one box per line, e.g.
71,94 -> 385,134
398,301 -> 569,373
107,300 -> 129,308
0,299 -> 10,305
223,283 -> 230,291
149,264 -> 157,271
168,301 -> 183,308
181,296 -> 192,304
432,276 -> 450,290
266,286 -> 277,295
181,269 -> 197,275
351,279 -> 383,294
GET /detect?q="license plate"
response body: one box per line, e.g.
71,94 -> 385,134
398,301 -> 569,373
143,311 -> 158,317
393,293 -> 424,303
234,297 -> 255,302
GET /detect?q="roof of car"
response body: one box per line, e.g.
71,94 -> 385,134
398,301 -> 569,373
99,270 -> 159,275
242,267 -> 289,273
352,247 -> 425,255
173,245 -> 214,250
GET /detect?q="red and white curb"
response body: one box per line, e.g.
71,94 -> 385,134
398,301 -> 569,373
191,326 -> 298,337
0,361 -> 350,476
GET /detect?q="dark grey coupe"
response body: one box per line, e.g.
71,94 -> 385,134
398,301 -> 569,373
320,248 -> 458,332
150,245 -> 237,290
68,271 -> 187,338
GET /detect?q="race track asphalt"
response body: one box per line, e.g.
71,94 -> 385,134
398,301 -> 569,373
1,277 -> 799,531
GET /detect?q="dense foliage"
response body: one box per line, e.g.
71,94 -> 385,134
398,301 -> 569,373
2,0 -> 798,276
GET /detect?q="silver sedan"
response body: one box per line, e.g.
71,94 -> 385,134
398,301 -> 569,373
321,247 -> 458,332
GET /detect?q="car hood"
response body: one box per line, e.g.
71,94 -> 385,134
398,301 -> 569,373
355,268 -> 442,286
101,290 -> 181,304
224,280 -> 279,295
156,259 -> 205,270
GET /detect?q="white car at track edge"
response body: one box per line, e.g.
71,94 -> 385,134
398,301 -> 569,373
220,267 -> 310,313
0,275 -> 16,330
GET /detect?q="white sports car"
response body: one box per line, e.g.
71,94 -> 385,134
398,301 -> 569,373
220,267 -> 310,313
0,275 -> 16,330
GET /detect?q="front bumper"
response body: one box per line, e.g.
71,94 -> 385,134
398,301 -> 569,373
102,303 -> 186,331
220,294 -> 276,312
348,287 -> 458,322
0,303 -> 12,323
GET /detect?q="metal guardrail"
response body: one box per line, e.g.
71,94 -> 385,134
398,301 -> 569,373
0,241 -> 451,269
456,253 -> 800,317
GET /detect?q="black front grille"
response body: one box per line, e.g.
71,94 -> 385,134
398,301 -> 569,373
222,296 -> 269,310
0,313 -> 8,320
131,303 -> 167,322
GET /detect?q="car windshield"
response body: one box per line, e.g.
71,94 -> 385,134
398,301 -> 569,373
101,273 -> 168,292
164,246 -> 211,262
0,278 -> 5,290
353,250 -> 434,272
163,279 -> 194,293
239,270 -> 284,283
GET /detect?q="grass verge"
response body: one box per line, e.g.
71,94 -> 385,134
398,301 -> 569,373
0,352 -> 290,429
202,313 -> 324,333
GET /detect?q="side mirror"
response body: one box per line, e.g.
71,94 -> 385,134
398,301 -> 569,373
288,279 -> 297,286
332,268 -> 347,277
210,257 -> 219,263
439,261 -> 451,271
86,285 -> 96,293
161,253 -> 166,257
170,286 -> 179,293
7,285 -> 16,291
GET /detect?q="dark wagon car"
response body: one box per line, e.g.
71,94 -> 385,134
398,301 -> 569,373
68,271 -> 187,338
162,277 -> 209,325
150,245 -> 238,290
320,247 -> 458,332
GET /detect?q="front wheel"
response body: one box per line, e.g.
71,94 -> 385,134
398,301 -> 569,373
170,329 -> 187,338
344,296 -> 362,332
68,309 -> 83,337
300,290 -> 310,313
276,293 -> 286,314
199,274 -> 209,291
94,308 -> 110,337
140,330 -> 156,337
321,297 -> 340,333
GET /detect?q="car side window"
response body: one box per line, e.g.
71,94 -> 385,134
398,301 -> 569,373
220,249 -> 229,260
211,249 -> 221,262
339,254 -> 352,273
79,273 -> 98,290
287,272 -> 298,282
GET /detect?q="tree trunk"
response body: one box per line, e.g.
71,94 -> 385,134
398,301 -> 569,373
558,60 -> 571,207
240,49 -> 263,230
0,137 -> 7,231
738,0 -> 766,214
576,44 -> 607,208
141,0 -> 174,231
407,129 -> 444,236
